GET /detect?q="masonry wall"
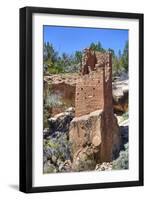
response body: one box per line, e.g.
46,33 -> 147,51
104,53 -> 113,110
75,52 -> 112,117
75,68 -> 104,117
72,52 -> 117,162
95,52 -> 114,161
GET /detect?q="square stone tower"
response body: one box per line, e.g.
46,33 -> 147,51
69,52 -> 119,165
75,52 -> 112,117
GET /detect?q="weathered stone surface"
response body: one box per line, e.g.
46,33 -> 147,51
43,49 -> 122,173
44,74 -> 79,116
75,51 -> 112,117
69,110 -> 103,154
44,75 -> 128,116
80,48 -> 111,75
69,110 -> 120,171
47,107 -> 75,137
71,147 -> 98,171
73,50 -> 115,166
75,70 -> 105,117
112,80 -> 128,113
112,115 -> 121,159
81,48 -> 97,75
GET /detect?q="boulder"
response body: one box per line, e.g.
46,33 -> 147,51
71,147 -> 98,171
46,107 -> 75,138
69,110 -> 120,171
44,74 -> 79,116
112,80 -> 128,113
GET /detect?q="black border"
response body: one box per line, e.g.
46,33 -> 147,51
19,6 -> 144,193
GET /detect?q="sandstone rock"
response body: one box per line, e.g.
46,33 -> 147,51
69,110 -> 120,172
75,52 -> 112,117
43,49 -> 125,173
47,107 -> 75,137
65,107 -> 75,113
69,110 -> 103,154
112,115 -> 121,159
44,74 -> 128,116
71,147 -> 97,171
44,74 -> 79,116
112,80 -> 128,113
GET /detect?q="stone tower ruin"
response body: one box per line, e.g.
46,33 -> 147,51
69,49 -> 120,169
75,51 -> 112,117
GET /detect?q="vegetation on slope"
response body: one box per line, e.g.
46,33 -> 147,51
43,41 -> 128,78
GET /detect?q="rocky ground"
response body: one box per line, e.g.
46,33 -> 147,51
43,107 -> 74,173
43,74 -> 129,173
95,162 -> 112,171
43,105 -> 129,173
112,79 -> 128,114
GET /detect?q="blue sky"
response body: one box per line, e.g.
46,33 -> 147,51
44,26 -> 128,55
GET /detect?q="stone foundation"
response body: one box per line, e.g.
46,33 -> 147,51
69,110 -> 120,171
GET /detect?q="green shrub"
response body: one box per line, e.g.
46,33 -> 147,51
44,132 -> 71,162
112,143 -> 129,170
122,112 -> 129,120
46,93 -> 63,108
48,64 -> 64,74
